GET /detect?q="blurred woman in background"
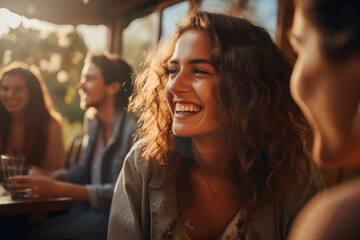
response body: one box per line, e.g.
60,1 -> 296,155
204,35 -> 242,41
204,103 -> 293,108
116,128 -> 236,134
0,63 -> 65,170
288,0 -> 360,239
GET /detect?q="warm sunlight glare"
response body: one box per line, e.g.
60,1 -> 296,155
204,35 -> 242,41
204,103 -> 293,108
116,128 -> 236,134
0,8 -> 22,35
0,8 -> 107,53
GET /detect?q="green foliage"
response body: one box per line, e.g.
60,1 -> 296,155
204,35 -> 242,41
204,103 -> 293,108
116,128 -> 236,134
122,13 -> 157,74
0,24 -> 87,123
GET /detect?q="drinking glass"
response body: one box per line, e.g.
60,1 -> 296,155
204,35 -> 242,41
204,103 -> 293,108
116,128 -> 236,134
7,165 -> 34,199
1,154 -> 25,191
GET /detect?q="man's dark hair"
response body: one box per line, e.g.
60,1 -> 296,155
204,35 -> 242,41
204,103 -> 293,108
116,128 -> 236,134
87,52 -> 134,110
299,0 -> 360,60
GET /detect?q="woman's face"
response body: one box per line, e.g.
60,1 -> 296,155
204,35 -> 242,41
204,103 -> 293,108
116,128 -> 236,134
289,4 -> 360,165
165,30 -> 223,139
0,74 -> 29,117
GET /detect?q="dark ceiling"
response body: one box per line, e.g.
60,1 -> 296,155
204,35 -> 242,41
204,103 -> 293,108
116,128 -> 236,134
0,0 -> 163,25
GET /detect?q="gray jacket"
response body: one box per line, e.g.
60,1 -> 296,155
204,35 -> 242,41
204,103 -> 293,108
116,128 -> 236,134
57,110 -> 138,210
108,140 -> 324,240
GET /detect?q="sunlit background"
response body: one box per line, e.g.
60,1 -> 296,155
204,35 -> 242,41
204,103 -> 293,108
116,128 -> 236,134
0,0 -> 278,151
0,8 -> 107,53
0,7 -> 108,143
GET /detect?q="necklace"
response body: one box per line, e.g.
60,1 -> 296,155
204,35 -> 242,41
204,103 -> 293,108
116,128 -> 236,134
198,168 -> 229,199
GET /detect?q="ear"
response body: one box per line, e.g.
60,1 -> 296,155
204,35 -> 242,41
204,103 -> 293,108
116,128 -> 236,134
108,82 -> 121,96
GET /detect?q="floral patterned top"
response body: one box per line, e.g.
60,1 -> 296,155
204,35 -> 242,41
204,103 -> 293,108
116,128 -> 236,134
161,209 -> 256,240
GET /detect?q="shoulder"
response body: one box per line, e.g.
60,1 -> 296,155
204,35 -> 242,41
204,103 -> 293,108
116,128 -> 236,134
294,153 -> 325,198
265,158 -> 325,239
310,177 -> 360,220
125,139 -> 154,172
286,156 -> 325,210
289,177 -> 360,240
112,110 -> 137,129
48,114 -> 63,132
123,113 -> 138,130
123,139 -> 162,187
112,111 -> 138,140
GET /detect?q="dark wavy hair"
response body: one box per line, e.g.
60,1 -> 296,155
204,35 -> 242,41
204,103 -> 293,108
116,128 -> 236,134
130,10 -> 312,219
297,0 -> 360,60
87,52 -> 134,110
0,63 -> 57,166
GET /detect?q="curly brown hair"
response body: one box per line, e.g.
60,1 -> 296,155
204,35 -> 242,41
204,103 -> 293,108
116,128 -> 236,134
129,10 -> 312,218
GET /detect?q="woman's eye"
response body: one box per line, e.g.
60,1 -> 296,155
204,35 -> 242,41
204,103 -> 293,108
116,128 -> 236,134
194,69 -> 210,75
168,68 -> 178,76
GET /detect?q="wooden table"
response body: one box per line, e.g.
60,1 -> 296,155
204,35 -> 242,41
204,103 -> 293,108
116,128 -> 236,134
0,184 -> 73,238
0,184 -> 72,217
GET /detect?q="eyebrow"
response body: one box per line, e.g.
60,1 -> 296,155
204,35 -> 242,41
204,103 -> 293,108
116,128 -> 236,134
168,58 -> 214,66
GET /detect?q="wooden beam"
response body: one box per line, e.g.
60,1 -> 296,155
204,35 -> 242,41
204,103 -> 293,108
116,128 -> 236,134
108,0 -> 161,16
107,18 -> 124,54
0,0 -> 107,25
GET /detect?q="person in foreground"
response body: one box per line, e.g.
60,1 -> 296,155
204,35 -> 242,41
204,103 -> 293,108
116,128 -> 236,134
11,53 -> 138,240
0,63 -> 65,170
288,0 -> 360,239
108,10 -> 324,240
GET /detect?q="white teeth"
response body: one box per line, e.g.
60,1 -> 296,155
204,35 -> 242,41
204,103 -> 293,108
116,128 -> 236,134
174,103 -> 201,114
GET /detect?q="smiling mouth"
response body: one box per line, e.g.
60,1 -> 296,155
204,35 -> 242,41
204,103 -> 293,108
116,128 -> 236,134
175,103 -> 202,114
4,101 -> 20,107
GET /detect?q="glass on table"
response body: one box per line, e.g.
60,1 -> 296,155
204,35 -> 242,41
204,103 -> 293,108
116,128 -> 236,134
1,154 -> 25,192
7,165 -> 35,199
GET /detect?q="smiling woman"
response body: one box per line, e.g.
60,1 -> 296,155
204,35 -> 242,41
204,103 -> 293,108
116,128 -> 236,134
0,63 -> 66,170
166,30 -> 220,139
0,74 -> 29,117
108,10 -> 324,240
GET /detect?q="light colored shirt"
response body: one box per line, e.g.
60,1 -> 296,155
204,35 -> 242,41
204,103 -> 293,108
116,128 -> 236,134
164,209 -> 251,240
91,128 -> 106,184
108,140 -> 325,240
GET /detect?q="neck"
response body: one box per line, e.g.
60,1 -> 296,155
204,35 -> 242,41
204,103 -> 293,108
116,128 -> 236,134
191,131 -> 232,178
95,101 -> 117,144
11,112 -> 25,123
96,100 -> 117,126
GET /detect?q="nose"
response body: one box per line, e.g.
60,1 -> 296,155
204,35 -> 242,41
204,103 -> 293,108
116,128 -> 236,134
167,69 -> 190,95
77,81 -> 85,90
